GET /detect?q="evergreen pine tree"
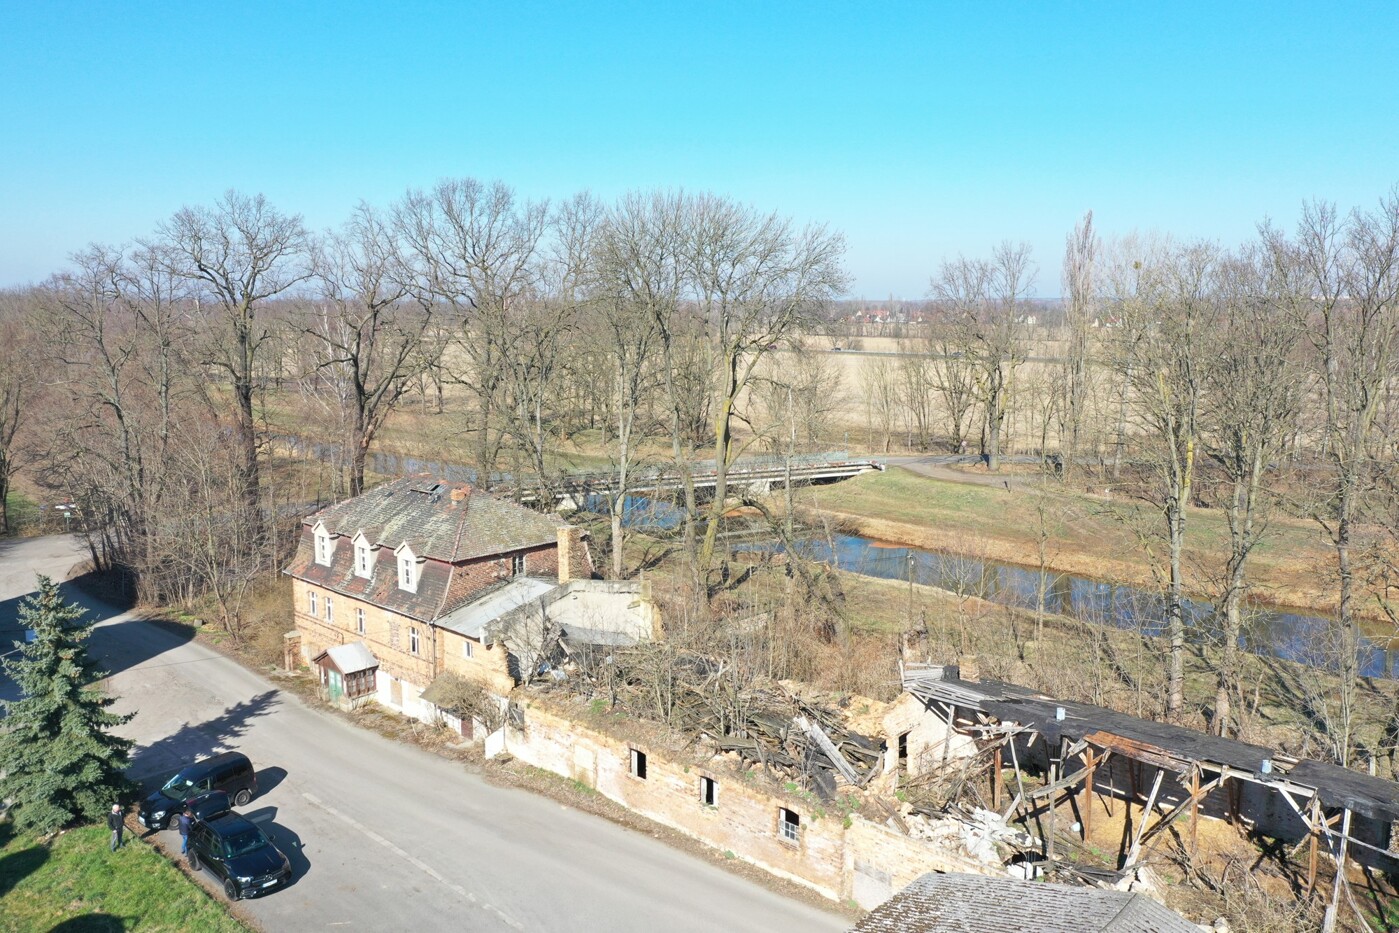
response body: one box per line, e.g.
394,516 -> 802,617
0,575 -> 134,833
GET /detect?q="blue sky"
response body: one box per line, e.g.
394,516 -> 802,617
2,1 -> 1395,297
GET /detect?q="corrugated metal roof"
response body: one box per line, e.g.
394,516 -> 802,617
851,873 -> 1198,933
315,641 -> 378,676
436,577 -> 557,638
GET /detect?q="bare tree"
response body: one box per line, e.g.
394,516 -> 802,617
1107,238 -> 1220,718
156,191 -> 312,515
395,179 -> 549,482
1199,246 -> 1305,736
1267,192 -> 1399,763
931,242 -> 1035,470
686,194 -> 848,571
0,292 -> 40,534
1062,211 -> 1098,475
591,192 -> 680,578
307,204 -> 430,496
861,355 -> 899,452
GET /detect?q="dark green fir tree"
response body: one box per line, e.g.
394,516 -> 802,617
0,575 -> 134,833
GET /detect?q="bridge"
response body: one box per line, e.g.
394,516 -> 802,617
518,452 -> 885,508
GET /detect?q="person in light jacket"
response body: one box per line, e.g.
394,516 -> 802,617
108,804 -> 125,850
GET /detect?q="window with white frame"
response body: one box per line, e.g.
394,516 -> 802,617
409,627 -> 420,656
354,534 -> 373,578
510,552 -> 525,576
313,524 -> 334,566
355,607 -> 366,636
778,807 -> 800,844
397,545 -> 419,592
324,595 -> 334,623
462,639 -> 475,659
308,590 -> 318,617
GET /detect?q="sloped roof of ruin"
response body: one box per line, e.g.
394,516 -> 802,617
852,872 -> 1198,933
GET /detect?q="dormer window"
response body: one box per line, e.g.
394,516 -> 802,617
396,544 -> 419,593
353,533 -> 373,579
313,523 -> 334,567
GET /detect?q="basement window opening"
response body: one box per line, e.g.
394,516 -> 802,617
778,808 -> 800,844
700,776 -> 718,807
629,748 -> 648,780
898,732 -> 909,772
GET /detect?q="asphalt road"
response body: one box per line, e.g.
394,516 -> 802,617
0,536 -> 847,932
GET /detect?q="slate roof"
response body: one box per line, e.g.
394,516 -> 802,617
284,476 -> 569,622
314,641 -> 379,676
303,475 -> 567,562
851,873 -> 1198,933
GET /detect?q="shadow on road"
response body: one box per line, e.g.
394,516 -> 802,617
127,691 -> 280,786
256,766 -> 288,797
243,806 -> 310,887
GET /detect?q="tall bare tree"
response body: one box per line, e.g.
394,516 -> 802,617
1267,192 -> 1399,763
307,204 -> 430,496
1109,239 -> 1220,718
1062,211 -> 1098,474
1199,246 -> 1305,736
395,179 -> 548,482
687,195 -> 848,571
156,191 -> 312,514
931,242 -> 1035,470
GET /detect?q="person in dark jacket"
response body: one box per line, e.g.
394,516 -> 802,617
108,804 -> 125,850
177,808 -> 193,854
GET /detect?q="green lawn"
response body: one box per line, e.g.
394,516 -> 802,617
0,820 -> 248,933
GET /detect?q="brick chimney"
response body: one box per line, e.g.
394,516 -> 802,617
556,526 -> 591,584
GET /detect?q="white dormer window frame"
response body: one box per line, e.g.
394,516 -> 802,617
395,543 -> 420,593
353,532 -> 373,579
313,522 -> 335,567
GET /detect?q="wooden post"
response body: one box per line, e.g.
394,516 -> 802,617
1124,769 -> 1164,868
1189,765 -> 1201,854
1082,748 -> 1095,841
992,745 -> 1004,809
1322,808 -> 1352,933
1306,799 -> 1321,897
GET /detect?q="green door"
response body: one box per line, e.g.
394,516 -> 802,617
328,670 -> 343,702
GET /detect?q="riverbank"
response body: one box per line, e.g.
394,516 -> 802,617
796,466 -> 1384,624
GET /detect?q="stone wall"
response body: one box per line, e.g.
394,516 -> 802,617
497,699 -> 985,909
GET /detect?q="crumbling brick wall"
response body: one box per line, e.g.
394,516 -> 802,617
498,700 -> 984,908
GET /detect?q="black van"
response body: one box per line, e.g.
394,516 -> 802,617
138,752 -> 258,830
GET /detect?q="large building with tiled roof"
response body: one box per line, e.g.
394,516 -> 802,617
284,475 -> 654,727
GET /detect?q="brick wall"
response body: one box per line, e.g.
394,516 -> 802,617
499,700 -> 984,908
292,579 -> 436,687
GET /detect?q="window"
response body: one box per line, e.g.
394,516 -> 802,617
355,608 -> 366,636
462,639 -> 475,659
629,748 -> 648,780
314,524 -> 334,566
700,776 -> 718,807
510,553 -> 525,576
778,808 -> 800,844
324,595 -> 334,623
409,627 -> 420,656
308,591 -> 318,617
354,535 -> 373,578
396,545 -> 418,592
898,732 -> 909,773
345,668 -> 375,699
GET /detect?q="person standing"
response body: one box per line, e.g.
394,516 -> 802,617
177,808 -> 193,855
108,804 -> 125,850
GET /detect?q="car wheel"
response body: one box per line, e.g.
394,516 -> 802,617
233,789 -> 252,807
223,878 -> 239,900
188,850 -> 200,871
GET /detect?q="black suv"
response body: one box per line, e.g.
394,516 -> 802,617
139,752 -> 258,830
188,812 -> 292,900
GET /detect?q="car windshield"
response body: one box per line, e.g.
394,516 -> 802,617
224,828 -> 268,859
159,772 -> 198,800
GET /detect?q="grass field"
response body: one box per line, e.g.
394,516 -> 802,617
0,820 -> 248,933
798,466 -> 1360,617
